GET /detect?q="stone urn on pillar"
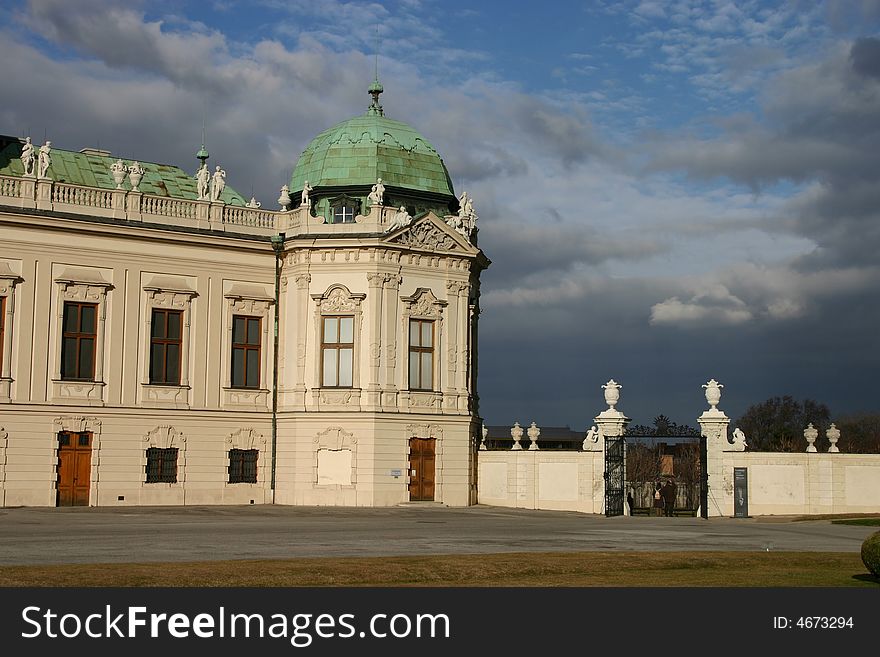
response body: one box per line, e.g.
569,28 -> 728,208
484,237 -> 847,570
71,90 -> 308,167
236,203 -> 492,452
804,423 -> 818,452
602,379 -> 621,409
702,379 -> 723,409
527,422 -> 540,451
278,184 -> 292,212
110,159 -> 127,189
510,422 -> 523,451
128,162 -> 145,192
826,423 -> 840,453
594,380 -> 630,445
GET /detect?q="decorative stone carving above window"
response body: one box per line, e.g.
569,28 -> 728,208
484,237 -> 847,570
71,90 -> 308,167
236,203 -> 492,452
401,288 -> 447,319
311,284 -> 365,313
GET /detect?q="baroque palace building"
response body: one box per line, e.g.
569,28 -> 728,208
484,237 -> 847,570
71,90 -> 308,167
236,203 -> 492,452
0,82 -> 489,508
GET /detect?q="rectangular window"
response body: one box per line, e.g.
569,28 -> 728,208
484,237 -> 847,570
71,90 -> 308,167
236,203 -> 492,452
228,448 -> 258,484
61,301 -> 97,381
145,447 -> 178,483
149,309 -> 182,385
332,205 -> 356,224
231,315 -> 261,388
321,316 -> 354,387
409,319 -> 434,391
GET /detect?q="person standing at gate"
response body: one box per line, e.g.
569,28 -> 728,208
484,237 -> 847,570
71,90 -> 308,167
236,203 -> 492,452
663,480 -> 677,517
653,482 -> 664,516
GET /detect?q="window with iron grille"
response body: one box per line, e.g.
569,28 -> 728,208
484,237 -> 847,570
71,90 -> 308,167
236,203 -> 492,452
408,319 -> 434,391
145,447 -> 178,483
61,301 -> 97,381
228,449 -> 258,484
321,315 -> 354,387
149,309 -> 182,385
231,315 -> 261,388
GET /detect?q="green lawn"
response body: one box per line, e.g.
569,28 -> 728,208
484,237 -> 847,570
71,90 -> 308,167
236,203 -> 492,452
832,518 -> 880,526
1,551 -> 876,587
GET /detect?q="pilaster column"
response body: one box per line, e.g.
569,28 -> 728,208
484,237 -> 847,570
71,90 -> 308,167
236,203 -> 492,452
366,273 -> 385,402
293,273 -> 311,403
382,273 -> 400,402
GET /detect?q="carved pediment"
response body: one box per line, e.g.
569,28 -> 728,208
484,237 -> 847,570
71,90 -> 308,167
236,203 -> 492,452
401,287 -> 447,319
384,213 -> 477,254
311,284 -> 365,313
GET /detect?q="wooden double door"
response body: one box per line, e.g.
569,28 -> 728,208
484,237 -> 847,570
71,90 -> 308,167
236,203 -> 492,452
56,431 -> 92,507
408,437 -> 436,501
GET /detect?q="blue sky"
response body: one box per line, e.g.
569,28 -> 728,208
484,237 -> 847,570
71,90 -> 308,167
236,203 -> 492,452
3,0 -> 880,431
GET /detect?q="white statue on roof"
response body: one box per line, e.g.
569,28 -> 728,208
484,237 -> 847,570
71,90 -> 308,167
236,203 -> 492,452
20,137 -> 35,177
211,165 -> 226,201
195,162 -> 210,200
446,190 -> 477,241
385,206 -> 412,232
37,141 -> 52,179
246,196 -> 261,208
367,177 -> 385,206
301,180 -> 313,206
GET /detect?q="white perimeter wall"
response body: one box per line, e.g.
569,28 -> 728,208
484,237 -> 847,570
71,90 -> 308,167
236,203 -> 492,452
477,449 -> 880,517
477,450 -> 605,514
711,452 -> 880,517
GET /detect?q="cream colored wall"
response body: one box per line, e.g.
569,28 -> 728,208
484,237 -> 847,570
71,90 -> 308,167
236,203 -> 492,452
476,447 -> 880,517
714,452 -> 880,516
477,450 -> 604,514
0,208 -> 482,508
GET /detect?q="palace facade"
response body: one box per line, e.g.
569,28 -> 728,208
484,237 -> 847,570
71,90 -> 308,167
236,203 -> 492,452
0,83 -> 489,508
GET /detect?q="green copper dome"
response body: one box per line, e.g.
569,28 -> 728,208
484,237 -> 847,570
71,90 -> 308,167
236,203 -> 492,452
289,111 -> 455,199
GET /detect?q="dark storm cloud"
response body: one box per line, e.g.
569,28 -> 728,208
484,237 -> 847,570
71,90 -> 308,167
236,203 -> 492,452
479,219 -> 668,288
850,36 -> 880,78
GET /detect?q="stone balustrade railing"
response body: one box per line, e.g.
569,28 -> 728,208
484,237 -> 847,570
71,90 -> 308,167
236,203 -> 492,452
0,175 -> 22,198
0,174 -> 280,235
141,194 -> 198,220
223,205 -> 276,228
52,182 -> 114,209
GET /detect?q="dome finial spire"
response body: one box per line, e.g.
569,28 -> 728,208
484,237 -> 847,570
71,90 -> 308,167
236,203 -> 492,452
196,109 -> 209,163
367,23 -> 384,116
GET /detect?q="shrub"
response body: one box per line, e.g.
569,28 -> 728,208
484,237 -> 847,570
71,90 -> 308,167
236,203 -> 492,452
861,530 -> 880,578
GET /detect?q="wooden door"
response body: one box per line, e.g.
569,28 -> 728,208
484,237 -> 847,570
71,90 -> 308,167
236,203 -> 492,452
408,437 -> 436,501
56,431 -> 91,507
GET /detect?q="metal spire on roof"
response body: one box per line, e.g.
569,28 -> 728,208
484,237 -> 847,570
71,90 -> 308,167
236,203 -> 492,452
367,23 -> 384,117
196,113 -> 209,164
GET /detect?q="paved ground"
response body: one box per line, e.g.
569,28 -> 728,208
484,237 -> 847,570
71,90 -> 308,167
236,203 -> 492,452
0,505 -> 874,565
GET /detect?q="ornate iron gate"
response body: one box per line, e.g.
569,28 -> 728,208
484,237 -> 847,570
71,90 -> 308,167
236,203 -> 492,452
604,435 -> 626,517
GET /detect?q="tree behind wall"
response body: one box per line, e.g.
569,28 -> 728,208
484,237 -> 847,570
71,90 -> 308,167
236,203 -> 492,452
834,413 -> 880,453
735,396 -> 831,452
